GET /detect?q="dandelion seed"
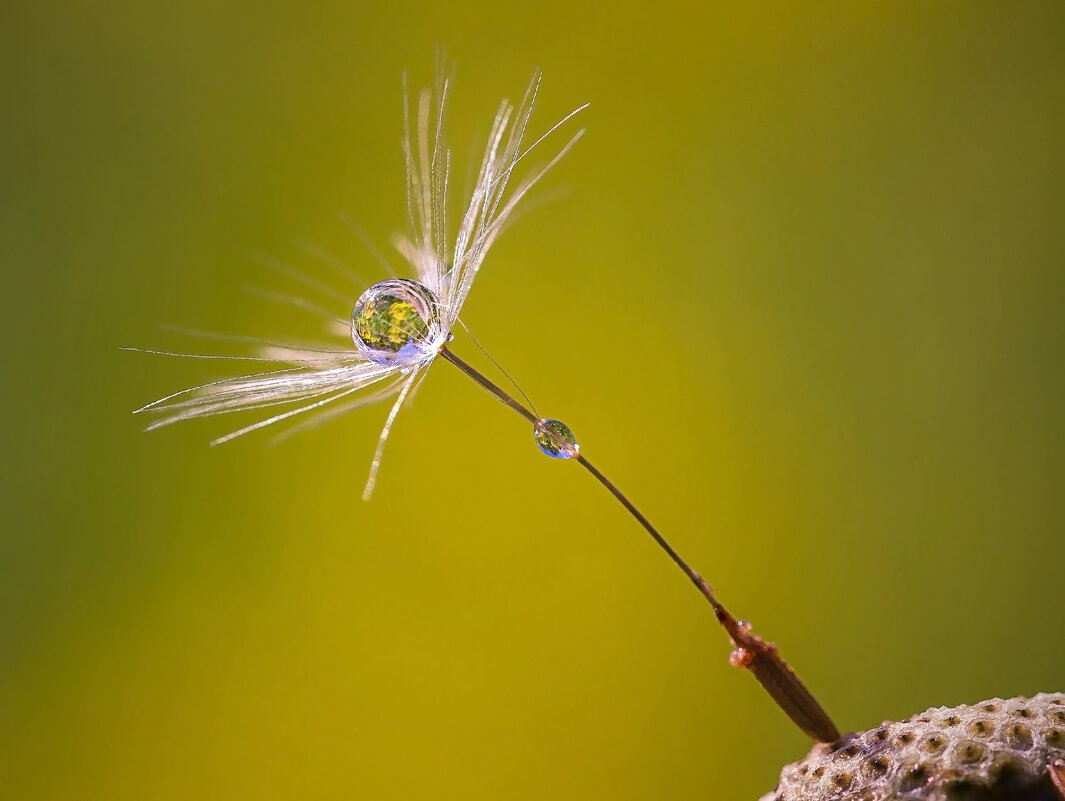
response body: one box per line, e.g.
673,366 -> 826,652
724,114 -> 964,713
132,66 -> 841,744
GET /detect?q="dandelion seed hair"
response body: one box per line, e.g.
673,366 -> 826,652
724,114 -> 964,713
130,68 -> 587,498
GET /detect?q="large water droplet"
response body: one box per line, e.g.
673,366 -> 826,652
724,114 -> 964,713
534,418 -> 579,459
351,279 -> 441,363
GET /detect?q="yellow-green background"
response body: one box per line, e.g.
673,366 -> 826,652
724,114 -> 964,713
3,2 -> 1064,799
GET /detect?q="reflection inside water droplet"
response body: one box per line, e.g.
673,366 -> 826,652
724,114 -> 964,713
351,279 -> 441,363
534,418 -> 579,459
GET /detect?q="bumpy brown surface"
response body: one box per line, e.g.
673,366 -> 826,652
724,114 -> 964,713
760,693 -> 1065,801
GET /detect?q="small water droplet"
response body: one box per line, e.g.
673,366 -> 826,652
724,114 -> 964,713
351,279 -> 441,363
534,418 -> 579,459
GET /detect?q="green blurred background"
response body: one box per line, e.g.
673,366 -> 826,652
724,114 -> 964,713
3,2 -> 1064,798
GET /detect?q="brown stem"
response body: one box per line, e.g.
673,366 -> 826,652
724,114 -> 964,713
439,345 -> 841,743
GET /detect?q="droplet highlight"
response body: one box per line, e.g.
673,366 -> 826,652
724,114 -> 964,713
534,418 -> 579,459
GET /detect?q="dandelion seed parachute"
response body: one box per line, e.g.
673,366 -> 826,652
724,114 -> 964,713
133,67 -> 845,747
131,69 -> 587,498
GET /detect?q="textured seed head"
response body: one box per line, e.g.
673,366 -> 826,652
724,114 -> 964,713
760,693 -> 1065,801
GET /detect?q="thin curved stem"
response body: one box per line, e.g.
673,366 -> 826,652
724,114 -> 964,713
439,345 -> 841,743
